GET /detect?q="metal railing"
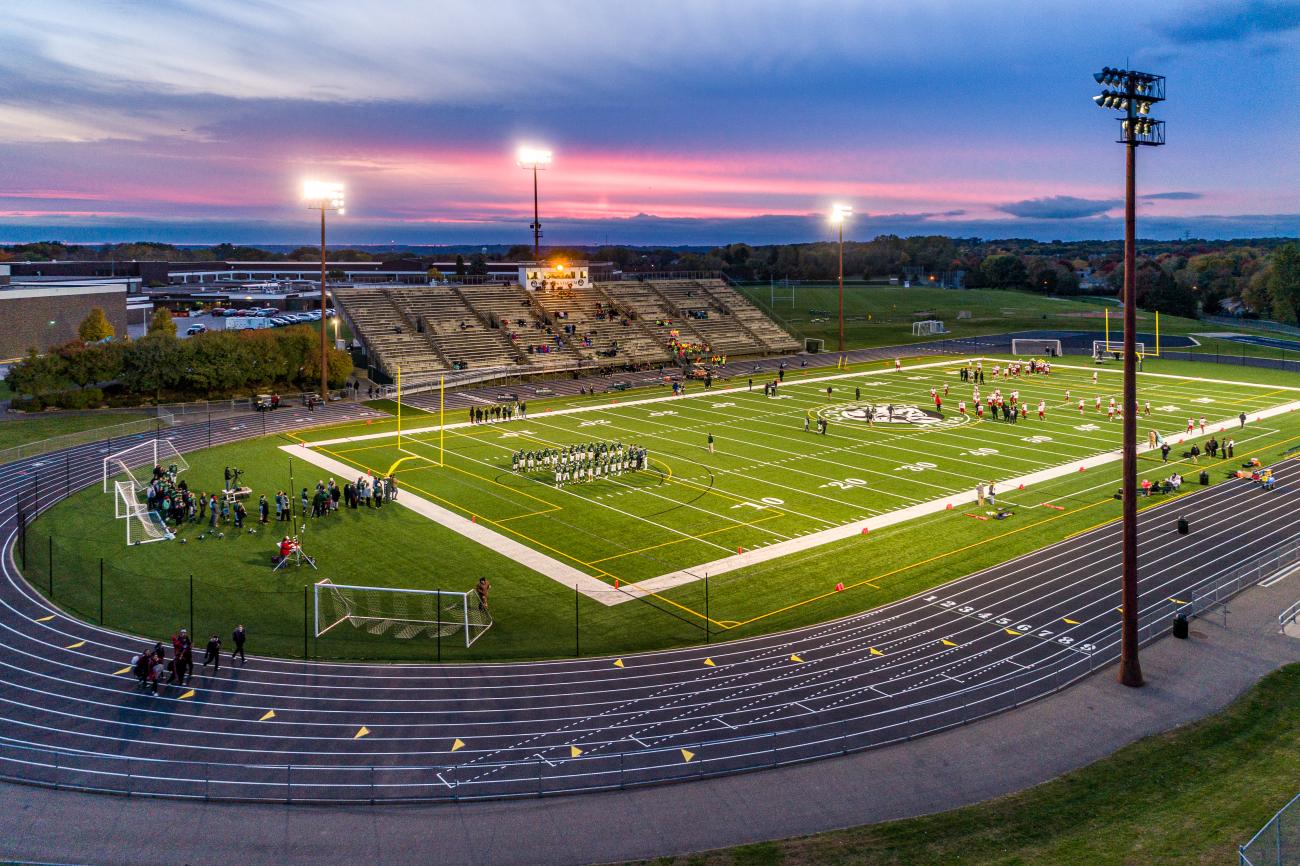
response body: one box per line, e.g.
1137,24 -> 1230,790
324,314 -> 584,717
1241,792 -> 1300,866
0,413 -> 173,467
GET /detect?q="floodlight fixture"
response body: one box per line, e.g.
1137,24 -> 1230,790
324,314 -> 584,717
303,179 -> 346,397
516,147 -> 553,168
303,180 -> 346,213
518,146 -> 553,258
828,203 -> 853,353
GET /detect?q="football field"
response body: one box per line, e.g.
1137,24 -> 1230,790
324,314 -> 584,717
296,357 -> 1300,603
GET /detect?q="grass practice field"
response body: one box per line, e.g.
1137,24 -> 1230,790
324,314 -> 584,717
22,355 -> 1300,662
734,283 -> 1299,363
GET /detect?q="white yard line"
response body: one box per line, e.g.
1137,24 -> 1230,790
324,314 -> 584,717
294,359 -> 1300,604
277,444 -> 620,605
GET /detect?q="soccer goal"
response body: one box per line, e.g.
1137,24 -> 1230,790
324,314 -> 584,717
1092,340 -> 1146,362
313,579 -> 493,647
102,439 -> 189,493
1011,338 -> 1064,357
115,480 -> 173,545
912,319 -> 947,336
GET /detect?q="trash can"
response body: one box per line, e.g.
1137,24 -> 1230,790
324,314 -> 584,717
1173,613 -> 1189,639
1199,470 -> 1209,485
1177,516 -> 1190,535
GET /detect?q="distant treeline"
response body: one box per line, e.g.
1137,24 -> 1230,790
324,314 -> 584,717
3,236 -> 1298,322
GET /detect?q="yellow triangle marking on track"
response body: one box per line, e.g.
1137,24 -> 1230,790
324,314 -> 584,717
65,641 -> 85,649
1062,617 -> 1080,625
451,737 -> 465,752
680,749 -> 695,763
869,648 -> 884,657
702,658 -> 715,667
354,726 -> 371,740
570,745 -> 583,758
259,710 -> 276,722
1169,598 -> 1188,605
114,666 -> 132,675
1005,628 -> 1022,636
789,654 -> 804,663
1116,607 -> 1124,613
941,639 -> 957,647
613,658 -> 624,668
35,615 -> 55,622
179,689 -> 195,700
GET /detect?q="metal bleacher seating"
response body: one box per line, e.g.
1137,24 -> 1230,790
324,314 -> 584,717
335,277 -> 799,383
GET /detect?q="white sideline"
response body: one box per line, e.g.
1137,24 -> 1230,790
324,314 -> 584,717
628,398 -> 1300,597
294,359 -> 1300,604
278,444 -> 618,604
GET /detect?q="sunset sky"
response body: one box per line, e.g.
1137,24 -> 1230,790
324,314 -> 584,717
1,0 -> 1297,246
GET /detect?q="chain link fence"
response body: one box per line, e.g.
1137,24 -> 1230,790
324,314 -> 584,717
1241,791 -> 1300,866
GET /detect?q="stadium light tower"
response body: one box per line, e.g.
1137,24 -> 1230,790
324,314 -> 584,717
517,147 -> 553,260
830,204 -> 852,353
303,180 -> 345,399
1092,65 -> 1165,689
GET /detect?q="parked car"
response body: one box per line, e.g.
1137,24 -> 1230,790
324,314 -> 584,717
271,317 -> 291,326
185,324 -> 207,335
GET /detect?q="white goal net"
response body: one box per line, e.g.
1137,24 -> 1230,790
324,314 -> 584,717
103,438 -> 189,493
314,579 -> 493,647
912,319 -> 947,336
115,480 -> 173,545
1010,338 -> 1063,357
1092,340 -> 1146,361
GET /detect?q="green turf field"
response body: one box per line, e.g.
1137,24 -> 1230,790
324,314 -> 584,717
21,356 -> 1300,662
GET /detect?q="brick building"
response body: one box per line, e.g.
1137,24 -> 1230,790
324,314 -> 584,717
0,269 -> 134,358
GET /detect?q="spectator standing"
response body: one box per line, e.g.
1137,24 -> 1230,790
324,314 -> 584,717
202,633 -> 222,673
259,494 -> 269,524
231,625 -> 247,665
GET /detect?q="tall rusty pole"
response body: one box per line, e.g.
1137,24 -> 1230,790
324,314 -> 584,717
1093,66 -> 1165,688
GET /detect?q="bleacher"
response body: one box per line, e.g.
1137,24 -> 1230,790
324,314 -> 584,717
386,286 -> 523,371
695,279 -> 802,353
458,284 -> 578,369
532,283 -> 669,365
644,280 -> 765,355
332,287 -> 446,378
335,277 -> 799,382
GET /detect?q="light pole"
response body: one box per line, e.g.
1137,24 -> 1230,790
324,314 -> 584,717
517,147 -> 552,260
1092,66 -> 1165,689
830,204 -> 852,354
303,181 -> 345,399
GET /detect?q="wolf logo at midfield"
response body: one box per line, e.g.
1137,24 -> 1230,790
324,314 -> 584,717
818,404 -> 970,429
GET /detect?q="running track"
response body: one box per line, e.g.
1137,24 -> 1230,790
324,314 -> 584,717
0,354 -> 1296,802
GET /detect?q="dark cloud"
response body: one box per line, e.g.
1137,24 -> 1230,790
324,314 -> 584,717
1165,0 -> 1300,43
1139,191 -> 1203,201
995,196 -> 1121,220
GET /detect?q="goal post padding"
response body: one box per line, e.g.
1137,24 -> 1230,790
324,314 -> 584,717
1010,338 -> 1064,357
102,439 -> 190,493
314,579 -> 492,647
